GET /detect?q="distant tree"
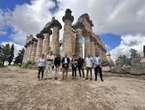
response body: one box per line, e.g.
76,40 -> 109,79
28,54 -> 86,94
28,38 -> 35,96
2,44 -> 11,65
0,46 -> 4,65
14,48 -> 24,65
8,44 -> 14,65
116,55 -> 123,66
129,49 -> 141,65
116,55 -> 130,66
129,49 -> 140,59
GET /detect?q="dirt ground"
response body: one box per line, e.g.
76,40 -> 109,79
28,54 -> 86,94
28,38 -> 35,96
0,66 -> 145,110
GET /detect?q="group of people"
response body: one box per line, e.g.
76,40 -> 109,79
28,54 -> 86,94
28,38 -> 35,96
36,51 -> 104,82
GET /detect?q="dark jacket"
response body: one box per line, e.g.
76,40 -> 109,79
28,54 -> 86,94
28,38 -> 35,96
77,57 -> 84,68
62,57 -> 70,68
54,56 -> 61,67
71,57 -> 78,68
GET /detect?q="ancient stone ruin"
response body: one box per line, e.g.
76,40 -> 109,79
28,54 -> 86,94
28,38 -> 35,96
23,9 -> 108,64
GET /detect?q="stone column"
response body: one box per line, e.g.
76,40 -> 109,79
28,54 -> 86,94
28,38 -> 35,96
26,43 -> 30,61
94,41 -> 97,55
31,39 -> 37,62
51,17 -> 62,55
25,46 -> 29,62
42,31 -> 51,56
75,34 -> 80,56
143,45 -> 145,57
62,9 -> 75,57
28,41 -> 33,61
90,38 -> 96,56
75,28 -> 83,56
85,36 -> 91,57
35,33 -> 44,60
23,45 -> 28,63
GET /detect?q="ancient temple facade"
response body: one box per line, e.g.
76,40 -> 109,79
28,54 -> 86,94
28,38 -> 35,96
23,9 -> 108,64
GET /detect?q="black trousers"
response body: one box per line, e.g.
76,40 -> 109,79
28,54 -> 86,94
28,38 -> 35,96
94,66 -> 103,81
78,67 -> 84,78
72,66 -> 77,79
38,67 -> 45,80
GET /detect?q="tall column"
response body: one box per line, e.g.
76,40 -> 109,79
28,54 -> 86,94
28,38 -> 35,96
94,41 -> 97,55
23,45 -> 28,63
26,43 -> 31,61
62,9 -> 75,57
95,42 -> 100,55
75,28 -> 83,56
75,34 -> 80,56
31,39 -> 37,62
29,41 -> 33,61
42,30 -> 52,56
85,36 -> 91,57
51,17 -> 62,55
35,33 -> 44,60
143,45 -> 145,57
90,37 -> 96,56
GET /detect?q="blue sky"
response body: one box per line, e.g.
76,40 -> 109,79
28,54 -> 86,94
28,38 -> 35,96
0,0 -> 31,11
0,26 -> 12,42
100,33 -> 121,51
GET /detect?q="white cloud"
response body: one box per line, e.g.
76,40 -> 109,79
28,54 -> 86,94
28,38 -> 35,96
2,0 -> 54,45
2,0 -> 144,40
58,0 -> 145,34
110,34 -> 145,60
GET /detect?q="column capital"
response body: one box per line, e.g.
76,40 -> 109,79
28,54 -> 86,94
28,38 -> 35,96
24,44 -> 28,48
51,17 -> 62,30
41,28 -> 52,35
73,22 -> 84,29
62,9 -> 74,23
32,38 -> 38,42
26,40 -> 33,46
79,13 -> 94,27
36,33 -> 44,39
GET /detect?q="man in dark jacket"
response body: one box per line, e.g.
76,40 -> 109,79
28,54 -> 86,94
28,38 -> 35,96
54,54 -> 61,80
61,54 -> 70,80
71,55 -> 78,79
77,56 -> 85,78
